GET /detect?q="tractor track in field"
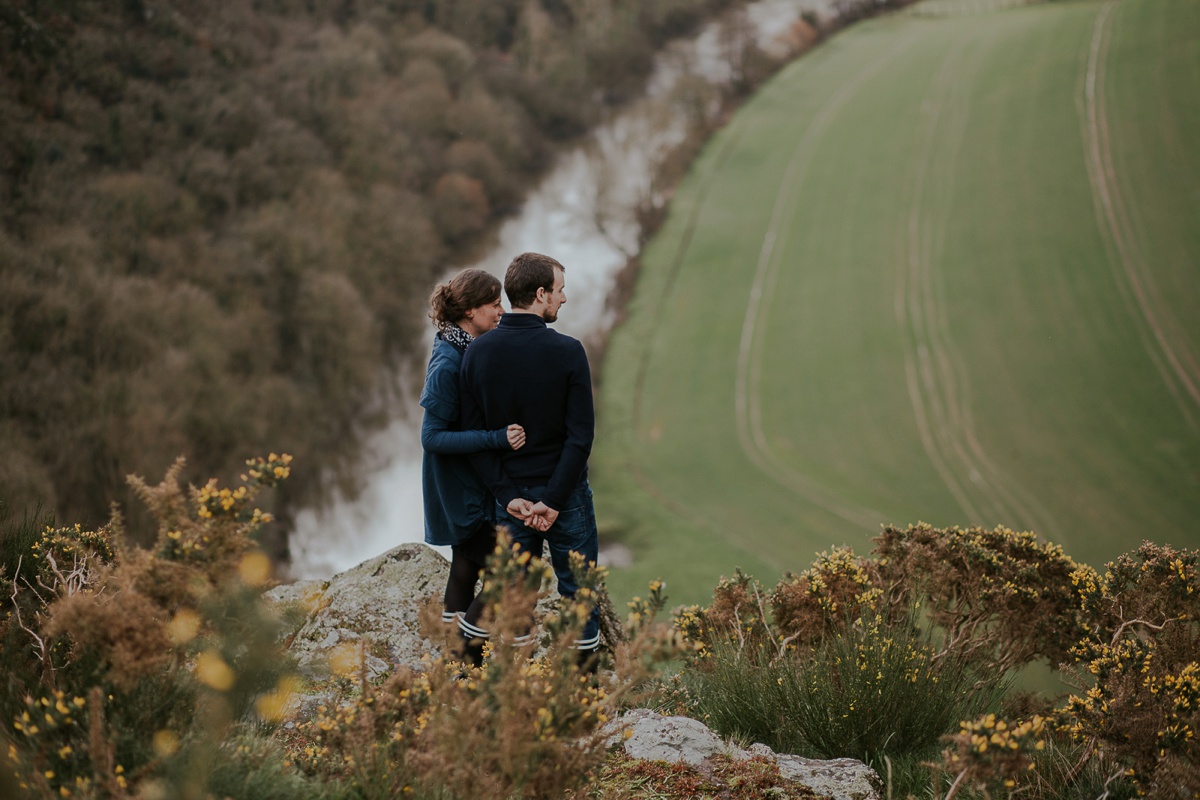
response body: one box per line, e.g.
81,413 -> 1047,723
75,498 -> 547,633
1080,0 -> 1200,429
626,30 -> 916,537
895,36 -> 985,524
625,121 -> 751,538
894,30 -> 1063,542
731,38 -> 922,532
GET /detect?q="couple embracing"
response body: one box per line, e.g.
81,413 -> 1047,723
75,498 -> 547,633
419,252 -> 601,667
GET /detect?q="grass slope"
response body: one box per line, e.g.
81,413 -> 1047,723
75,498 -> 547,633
594,0 -> 1200,607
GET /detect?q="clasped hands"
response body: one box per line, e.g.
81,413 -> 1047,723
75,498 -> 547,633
507,498 -> 558,532
502,425 -> 553,530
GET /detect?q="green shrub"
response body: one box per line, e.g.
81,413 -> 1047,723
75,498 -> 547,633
685,608 -> 1003,763
793,611 -> 1003,761
0,501 -> 51,598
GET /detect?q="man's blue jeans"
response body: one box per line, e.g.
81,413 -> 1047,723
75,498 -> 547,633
495,480 -> 600,650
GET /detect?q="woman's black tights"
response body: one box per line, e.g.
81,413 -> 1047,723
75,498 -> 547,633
444,550 -> 487,626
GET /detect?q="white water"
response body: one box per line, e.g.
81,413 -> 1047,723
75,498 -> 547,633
290,0 -> 839,578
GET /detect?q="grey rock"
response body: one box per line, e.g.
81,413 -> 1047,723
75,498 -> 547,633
612,708 -> 749,765
264,578 -> 327,614
266,543 -> 451,679
775,754 -> 882,800
611,710 -> 881,800
267,541 -> 603,680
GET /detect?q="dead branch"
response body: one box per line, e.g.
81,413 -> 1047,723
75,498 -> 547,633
941,767 -> 970,800
1109,617 -> 1179,646
777,630 -> 803,660
10,557 -> 51,670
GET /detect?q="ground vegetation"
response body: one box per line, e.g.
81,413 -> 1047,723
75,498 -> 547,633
2,455 -> 1196,797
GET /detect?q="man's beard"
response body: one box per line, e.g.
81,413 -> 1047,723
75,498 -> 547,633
542,307 -> 558,323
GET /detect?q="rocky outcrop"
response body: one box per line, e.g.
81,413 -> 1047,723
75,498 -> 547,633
610,708 -> 749,765
763,749 -> 882,800
268,541 -> 628,678
612,709 -> 882,800
266,543 -> 450,680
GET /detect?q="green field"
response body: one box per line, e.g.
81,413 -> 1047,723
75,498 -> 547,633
594,0 -> 1200,606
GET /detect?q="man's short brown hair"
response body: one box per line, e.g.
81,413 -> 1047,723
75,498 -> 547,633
504,252 -> 564,309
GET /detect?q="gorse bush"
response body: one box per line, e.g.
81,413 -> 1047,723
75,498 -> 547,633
873,523 -> 1101,674
762,525 -> 1100,675
2,455 -> 301,799
935,710 -> 1147,800
664,525 -> 1198,799
769,546 -> 887,649
942,713 -> 1048,797
1057,541 -> 1200,798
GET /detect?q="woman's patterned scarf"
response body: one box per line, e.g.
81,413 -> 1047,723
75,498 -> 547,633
439,323 -> 473,353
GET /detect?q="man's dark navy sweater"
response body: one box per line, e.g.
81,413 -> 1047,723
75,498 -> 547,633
459,313 -> 594,511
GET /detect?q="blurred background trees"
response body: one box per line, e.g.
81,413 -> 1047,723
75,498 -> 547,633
0,0 -> 743,556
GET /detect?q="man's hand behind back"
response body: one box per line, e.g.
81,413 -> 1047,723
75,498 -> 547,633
507,497 -> 533,520
506,497 -> 556,532
527,502 -> 558,531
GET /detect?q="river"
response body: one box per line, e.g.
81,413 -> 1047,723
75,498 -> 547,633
289,0 -> 850,578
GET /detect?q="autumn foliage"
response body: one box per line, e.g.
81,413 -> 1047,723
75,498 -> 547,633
0,0 -> 753,545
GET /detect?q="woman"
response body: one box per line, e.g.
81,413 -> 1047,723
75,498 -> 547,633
420,268 -> 524,662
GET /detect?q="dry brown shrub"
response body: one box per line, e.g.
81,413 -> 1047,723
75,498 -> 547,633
874,523 -> 1098,673
770,546 -> 885,648
1060,541 -> 1200,796
43,583 -> 172,691
122,549 -> 209,613
6,454 -> 298,798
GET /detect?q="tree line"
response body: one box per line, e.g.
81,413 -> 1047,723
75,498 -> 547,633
0,0 -> 747,553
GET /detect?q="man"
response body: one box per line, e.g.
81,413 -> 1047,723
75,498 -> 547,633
459,252 -> 600,661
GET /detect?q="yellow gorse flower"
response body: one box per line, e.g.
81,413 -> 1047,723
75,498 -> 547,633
194,650 -> 235,691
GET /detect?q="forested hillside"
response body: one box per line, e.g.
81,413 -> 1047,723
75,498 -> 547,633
0,0 -> 745,549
